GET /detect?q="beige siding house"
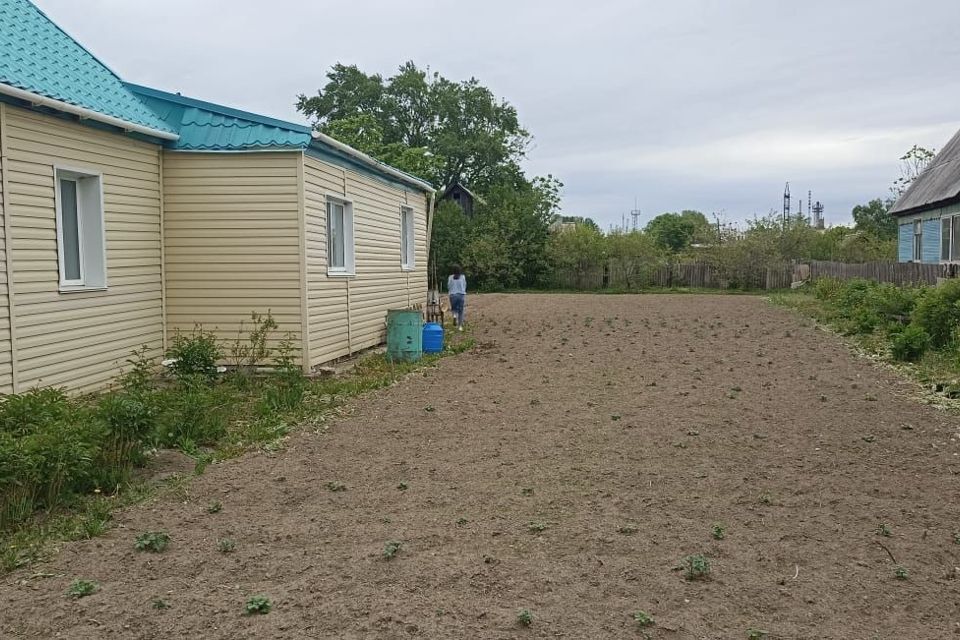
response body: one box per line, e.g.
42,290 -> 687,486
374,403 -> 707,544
0,0 -> 434,392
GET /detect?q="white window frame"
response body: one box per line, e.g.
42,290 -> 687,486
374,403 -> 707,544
325,194 -> 355,276
400,205 -> 415,271
54,166 -> 107,292
913,219 -> 923,262
941,214 -> 960,263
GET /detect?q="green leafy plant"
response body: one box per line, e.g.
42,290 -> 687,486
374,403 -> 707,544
66,579 -> 98,598
682,554 -> 711,580
889,324 -> 930,362
383,540 -> 403,560
633,611 -> 655,627
711,523 -> 726,540
895,566 -> 909,580
218,538 -> 236,554
206,501 -> 223,514
747,630 -> 769,639
876,523 -> 892,537
244,595 -> 272,615
326,481 -> 347,492
259,334 -> 305,413
229,310 -> 278,371
166,327 -> 222,381
517,608 -> 533,626
134,531 -> 171,553
152,598 -> 170,610
527,521 -> 548,533
397,482 -> 409,491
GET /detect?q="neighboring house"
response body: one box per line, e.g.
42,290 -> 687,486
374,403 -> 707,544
0,0 -> 433,393
890,129 -> 960,263
440,181 -> 482,217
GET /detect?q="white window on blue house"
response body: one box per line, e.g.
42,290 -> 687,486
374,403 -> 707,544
55,167 -> 107,291
941,216 -> 960,262
913,220 -> 923,262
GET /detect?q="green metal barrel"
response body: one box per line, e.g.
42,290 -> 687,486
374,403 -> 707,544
385,309 -> 423,363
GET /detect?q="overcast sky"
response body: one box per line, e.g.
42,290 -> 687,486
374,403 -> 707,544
33,0 -> 960,230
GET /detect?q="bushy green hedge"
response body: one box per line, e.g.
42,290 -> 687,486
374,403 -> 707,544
810,277 -> 960,363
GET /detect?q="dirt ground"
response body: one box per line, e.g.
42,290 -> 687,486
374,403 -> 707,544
4,293 -> 960,639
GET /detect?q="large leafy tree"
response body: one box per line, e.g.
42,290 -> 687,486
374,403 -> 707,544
297,62 -> 529,190
852,198 -> 896,241
891,145 -> 936,198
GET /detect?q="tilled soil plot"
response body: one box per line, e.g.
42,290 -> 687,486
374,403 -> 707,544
3,293 -> 960,639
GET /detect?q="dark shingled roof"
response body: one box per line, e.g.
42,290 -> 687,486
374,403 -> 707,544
890,129 -> 960,216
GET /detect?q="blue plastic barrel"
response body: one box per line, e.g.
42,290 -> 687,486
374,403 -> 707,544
422,322 -> 444,353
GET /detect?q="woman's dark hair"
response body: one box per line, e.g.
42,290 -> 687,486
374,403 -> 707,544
452,264 -> 462,279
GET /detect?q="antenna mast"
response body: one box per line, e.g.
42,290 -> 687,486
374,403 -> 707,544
783,182 -> 791,224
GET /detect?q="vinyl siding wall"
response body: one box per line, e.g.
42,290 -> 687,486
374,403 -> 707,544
2,105 -> 163,393
162,151 -> 304,361
0,107 -> 13,393
303,154 -> 428,368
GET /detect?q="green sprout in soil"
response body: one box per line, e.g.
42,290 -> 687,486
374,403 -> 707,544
206,501 -> 222,514
383,541 -> 403,560
326,481 -> 347,492
747,630 -> 769,639
711,523 -> 726,540
134,531 -> 170,553
517,608 -> 533,626
152,598 -> 170,610
244,595 -> 272,615
618,525 -> 638,535
521,488 -> 534,496
397,482 -> 409,491
527,521 -> 548,533
876,523 -> 892,537
634,610 -> 655,627
682,554 -> 711,580
895,566 -> 909,580
218,538 -> 236,553
66,579 -> 98,598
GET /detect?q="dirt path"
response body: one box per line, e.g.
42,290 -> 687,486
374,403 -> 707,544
4,293 -> 960,639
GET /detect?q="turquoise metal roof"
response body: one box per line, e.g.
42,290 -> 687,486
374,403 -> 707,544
129,84 -> 312,151
0,0 -> 176,135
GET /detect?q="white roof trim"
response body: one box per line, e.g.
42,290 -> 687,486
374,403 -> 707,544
0,82 -> 179,141
311,131 -> 433,192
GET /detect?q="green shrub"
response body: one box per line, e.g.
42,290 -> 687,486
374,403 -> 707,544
912,281 -> 960,348
167,328 -> 222,381
890,325 -> 930,362
0,388 -> 71,436
94,393 -> 156,488
814,277 -> 844,301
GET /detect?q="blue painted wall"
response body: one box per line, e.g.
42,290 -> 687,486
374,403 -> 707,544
923,217 -> 941,263
898,223 -> 912,262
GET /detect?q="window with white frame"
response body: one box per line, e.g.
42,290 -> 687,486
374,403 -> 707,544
55,167 -> 106,291
326,196 -> 355,275
913,219 -> 923,262
941,215 -> 960,262
400,206 -> 415,269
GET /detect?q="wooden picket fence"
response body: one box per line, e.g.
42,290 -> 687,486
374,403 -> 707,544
551,260 -> 793,291
806,260 -> 952,286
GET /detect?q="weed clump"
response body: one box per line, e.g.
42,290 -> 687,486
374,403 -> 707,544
681,554 -> 711,580
244,595 -> 272,615
66,579 -> 98,598
134,531 -> 170,553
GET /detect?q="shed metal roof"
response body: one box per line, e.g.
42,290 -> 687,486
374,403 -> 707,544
890,129 -> 960,216
0,0 -> 177,137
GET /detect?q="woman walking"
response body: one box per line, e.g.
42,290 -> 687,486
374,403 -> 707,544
447,265 -> 467,331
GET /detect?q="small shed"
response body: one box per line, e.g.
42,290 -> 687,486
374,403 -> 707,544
440,181 -> 482,217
